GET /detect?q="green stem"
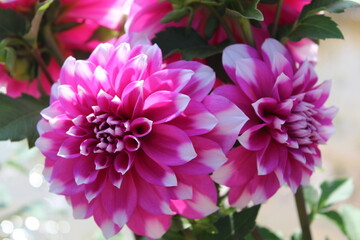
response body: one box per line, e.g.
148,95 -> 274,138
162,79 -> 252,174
43,25 -> 65,66
228,1 -> 255,47
31,49 -> 54,85
271,0 -> 284,37
183,228 -> 196,240
295,186 -> 313,240
251,226 -> 264,240
208,6 -> 236,43
238,17 -> 255,47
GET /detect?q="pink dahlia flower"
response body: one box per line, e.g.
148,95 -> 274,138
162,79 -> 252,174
36,42 -> 247,238
212,39 -> 337,209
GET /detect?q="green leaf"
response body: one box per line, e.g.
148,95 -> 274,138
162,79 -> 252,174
233,205 -> 261,239
205,15 -> 220,40
339,205 -> 360,240
0,94 -> 49,148
161,8 -> 190,23
303,185 -> 319,212
288,15 -> 344,41
318,178 -> 354,209
24,0 -> 54,46
238,0 -> 264,21
0,9 -> 29,41
244,226 -> 284,240
290,232 -> 302,240
320,210 -> 346,234
198,214 -> 233,240
300,0 -> 359,19
181,40 -> 229,60
152,27 -> 208,58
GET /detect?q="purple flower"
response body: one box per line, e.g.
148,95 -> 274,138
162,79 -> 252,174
36,42 -> 247,239
212,38 -> 337,209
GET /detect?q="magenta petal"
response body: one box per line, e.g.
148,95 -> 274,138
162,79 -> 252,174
272,73 -> 293,100
306,80 -> 331,107
49,114 -> 73,132
212,147 -> 257,187
283,156 -> 312,193
96,89 -> 113,112
121,80 -> 144,119
228,186 -> 251,209
59,57 -> 76,85
239,124 -> 270,151
135,151 -> 177,187
293,60 -> 318,93
261,38 -> 294,77
108,167 -> 124,189
36,132 -> 67,161
228,173 -> 281,209
143,90 -> 190,124
48,158 -> 83,195
286,38 -> 318,64
58,85 -> 83,116
101,174 -> 137,228
69,193 -> 94,219
203,94 -> 248,153
235,58 -> 275,99
114,151 -> 133,174
58,137 -> 82,158
173,136 -> 227,175
257,141 -> 287,175
142,124 -> 197,166
252,98 -> 279,123
144,69 -> 193,93
73,156 -> 98,185
37,119 -> 51,135
93,199 -> 122,239
84,171 -> 106,202
169,180 -> 193,200
167,61 -> 215,101
130,117 -> 153,137
114,54 -> 148,96
222,44 -> 260,81
135,174 -> 174,215
88,43 -> 115,68
171,175 -> 218,219
169,100 -> 218,136
127,206 -> 172,239
74,60 -> 96,86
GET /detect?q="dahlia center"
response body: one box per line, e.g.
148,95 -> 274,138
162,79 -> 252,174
285,102 -> 322,146
81,107 -> 153,155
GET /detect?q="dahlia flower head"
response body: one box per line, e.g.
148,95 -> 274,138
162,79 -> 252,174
212,38 -> 337,209
36,42 -> 247,239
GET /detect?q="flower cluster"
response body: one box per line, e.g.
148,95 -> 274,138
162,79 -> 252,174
0,0 -> 344,239
36,42 -> 247,238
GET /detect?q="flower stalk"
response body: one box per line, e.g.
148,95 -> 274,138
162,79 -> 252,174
208,6 -> 236,43
294,186 -> 313,240
43,24 -> 65,65
271,0 -> 284,37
